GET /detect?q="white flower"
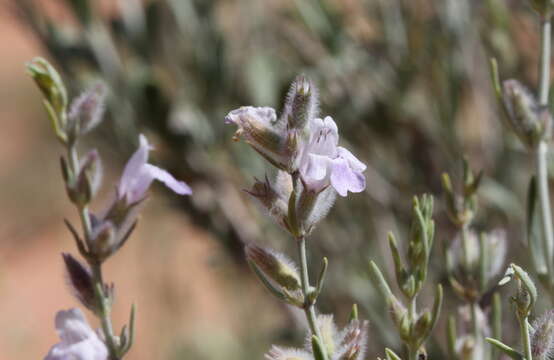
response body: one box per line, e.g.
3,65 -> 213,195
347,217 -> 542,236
44,308 -> 108,360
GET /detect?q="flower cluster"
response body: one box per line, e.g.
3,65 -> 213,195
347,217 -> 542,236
227,76 -> 367,360
28,58 -> 191,360
226,76 -> 366,237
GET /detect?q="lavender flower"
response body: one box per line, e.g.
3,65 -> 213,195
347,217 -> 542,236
225,109 -> 366,197
44,308 -> 108,360
85,134 -> 191,262
299,116 -> 366,197
117,134 -> 192,205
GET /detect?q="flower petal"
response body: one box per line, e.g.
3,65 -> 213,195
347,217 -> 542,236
304,153 -> 331,181
118,134 -> 151,198
143,164 -> 192,195
330,158 -> 366,197
225,106 -> 277,126
45,308 -> 108,360
337,147 -> 366,172
307,116 -> 338,157
55,308 -> 92,343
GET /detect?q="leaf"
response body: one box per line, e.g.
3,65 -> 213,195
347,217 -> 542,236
485,338 -> 524,360
311,335 -> 326,360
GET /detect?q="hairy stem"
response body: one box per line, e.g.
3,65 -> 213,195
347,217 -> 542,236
297,236 -> 328,360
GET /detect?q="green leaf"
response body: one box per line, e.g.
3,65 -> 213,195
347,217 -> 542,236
247,259 -> 286,301
485,338 -> 524,360
311,335 -> 326,360
385,348 -> 403,360
349,303 -> 359,322
447,316 -> 457,359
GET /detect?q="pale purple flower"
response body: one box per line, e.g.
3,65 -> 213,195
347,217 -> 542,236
44,308 -> 108,360
299,116 -> 366,197
118,134 -> 192,204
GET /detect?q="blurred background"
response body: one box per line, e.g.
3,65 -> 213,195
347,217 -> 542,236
0,0 -> 550,358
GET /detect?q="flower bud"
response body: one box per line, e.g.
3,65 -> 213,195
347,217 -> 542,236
245,175 -> 289,229
88,219 -> 117,262
413,310 -> 432,339
337,319 -> 368,360
226,107 -> 297,171
500,264 -> 537,318
62,253 -> 98,313
317,315 -> 338,356
405,195 -> 435,296
265,346 -> 312,360
245,244 -> 302,292
502,79 -> 551,149
399,313 -> 411,342
65,150 -> 103,207
67,83 -> 107,141
531,310 -> 554,359
295,184 -> 336,233
283,75 -> 318,131
27,58 -> 70,144
388,294 -> 407,329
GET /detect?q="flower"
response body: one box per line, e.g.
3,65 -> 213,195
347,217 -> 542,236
225,106 -> 298,171
44,308 -> 108,360
299,116 -> 366,197
118,134 -> 192,205
83,134 -> 191,262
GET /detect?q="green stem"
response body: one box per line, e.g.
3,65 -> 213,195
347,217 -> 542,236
461,224 -> 472,275
92,264 -> 119,360
297,236 -> 328,360
539,11 -> 551,106
537,6 -> 554,294
67,144 -> 120,360
407,297 -> 418,360
536,141 -> 554,289
518,316 -> 533,360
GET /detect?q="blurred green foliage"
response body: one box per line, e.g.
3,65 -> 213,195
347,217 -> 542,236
14,0 -> 550,358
